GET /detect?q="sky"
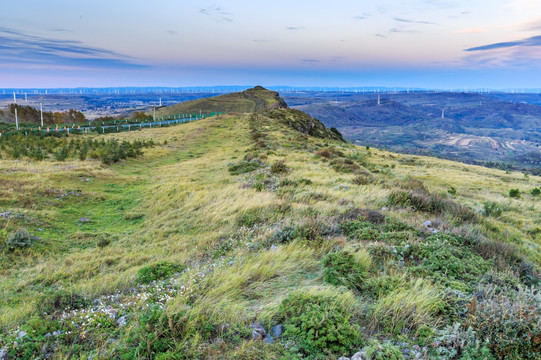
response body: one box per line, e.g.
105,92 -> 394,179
1,0 -> 541,88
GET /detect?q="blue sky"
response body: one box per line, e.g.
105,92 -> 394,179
1,0 -> 541,88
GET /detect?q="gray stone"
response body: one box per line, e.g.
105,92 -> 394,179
17,330 -> 27,339
250,322 -> 266,341
117,315 -> 129,327
52,330 -> 62,337
0,348 -> 8,360
351,351 -> 367,360
270,245 -> 278,251
79,217 -> 91,224
423,220 -> 432,227
271,324 -> 284,338
264,334 -> 274,344
337,357 -> 350,360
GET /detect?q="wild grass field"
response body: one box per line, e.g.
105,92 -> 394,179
0,90 -> 539,359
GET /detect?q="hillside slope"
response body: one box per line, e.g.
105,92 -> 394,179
0,102 -> 540,359
155,86 -> 288,117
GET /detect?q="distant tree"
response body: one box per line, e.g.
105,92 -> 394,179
132,111 -> 149,120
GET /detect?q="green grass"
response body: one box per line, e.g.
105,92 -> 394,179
0,104 -> 539,359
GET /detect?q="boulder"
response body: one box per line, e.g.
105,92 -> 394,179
351,351 -> 367,360
250,322 -> 266,341
271,324 -> 284,338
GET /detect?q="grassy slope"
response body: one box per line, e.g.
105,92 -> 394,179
0,111 -> 540,358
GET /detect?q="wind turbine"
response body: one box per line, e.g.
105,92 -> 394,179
39,97 -> 44,127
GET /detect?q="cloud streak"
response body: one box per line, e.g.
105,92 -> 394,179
465,35 -> 541,51
393,17 -> 436,25
0,27 -> 148,70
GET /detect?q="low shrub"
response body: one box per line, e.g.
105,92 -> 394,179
362,274 -> 408,298
136,261 -> 185,284
364,339 -> 404,360
322,250 -> 371,289
270,160 -> 288,174
279,289 -> 362,358
465,285 -> 541,359
38,289 -> 89,315
330,158 -> 361,174
228,161 -> 261,175
483,201 -> 504,217
531,187 -> 540,196
509,189 -> 521,198
5,228 -> 36,251
352,171 -> 374,185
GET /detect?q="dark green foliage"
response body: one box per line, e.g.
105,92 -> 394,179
122,304 -> 174,359
323,251 -> 368,289
509,188 -> 521,198
352,171 -> 374,185
483,201 -> 504,217
530,187 -> 540,196
0,132 -> 153,164
448,186 -> 457,195
363,275 -> 406,298
409,235 -> 493,290
279,292 -> 362,358
364,339 -> 404,360
270,160 -> 288,174
330,157 -> 361,173
228,160 -> 261,175
4,228 -> 36,251
460,343 -> 496,360
136,261 -> 185,284
38,289 -> 89,315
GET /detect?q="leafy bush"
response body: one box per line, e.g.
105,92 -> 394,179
38,289 -> 89,315
279,290 -> 362,358
330,158 -> 361,173
228,160 -> 261,175
509,189 -> 521,198
5,228 -> 36,251
270,160 -> 288,174
431,323 -> 494,360
270,225 -> 296,244
365,339 -> 404,360
531,187 -> 540,196
352,171 -> 374,185
136,261 -> 185,284
323,250 -> 371,289
466,285 -> 540,359
363,275 -> 408,298
483,201 -> 504,217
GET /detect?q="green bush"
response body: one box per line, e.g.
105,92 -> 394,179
483,201 -> 503,217
509,189 -> 521,198
322,251 -> 370,289
279,291 -> 362,358
5,228 -> 36,251
270,160 -> 288,174
38,289 -> 89,315
365,339 -> 404,360
531,187 -> 540,196
228,161 -> 261,175
466,285 -> 540,359
136,261 -> 185,284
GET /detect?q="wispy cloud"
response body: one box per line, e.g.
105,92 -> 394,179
0,27 -> 148,70
354,13 -> 371,20
393,17 -> 436,25
286,26 -> 303,31
199,5 -> 233,23
465,35 -> 541,51
301,59 -> 319,64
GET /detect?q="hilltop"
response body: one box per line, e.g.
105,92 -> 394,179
0,90 -> 539,359
154,86 -> 288,117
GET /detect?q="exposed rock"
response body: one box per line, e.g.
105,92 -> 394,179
117,315 -> 129,327
271,324 -> 284,338
351,351 -> 367,360
78,217 -> 91,224
17,330 -> 27,339
250,322 -> 266,341
422,220 -> 432,227
337,357 -> 350,360
0,348 -> 8,360
264,334 -> 274,344
270,245 -> 278,251
104,305 -> 119,319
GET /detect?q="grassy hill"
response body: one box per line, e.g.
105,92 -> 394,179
0,94 -> 540,359
154,86 -> 288,117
